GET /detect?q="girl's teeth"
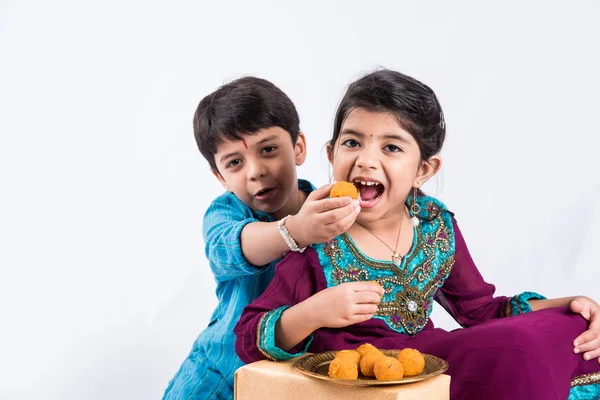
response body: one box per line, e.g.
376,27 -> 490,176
359,181 -> 379,186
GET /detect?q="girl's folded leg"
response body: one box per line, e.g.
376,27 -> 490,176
389,307 -> 600,400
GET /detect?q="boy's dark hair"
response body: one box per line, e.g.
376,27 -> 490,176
193,76 -> 301,171
330,69 -> 446,162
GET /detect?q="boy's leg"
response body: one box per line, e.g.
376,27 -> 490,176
163,350 -> 232,400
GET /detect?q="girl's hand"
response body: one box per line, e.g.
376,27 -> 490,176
571,296 -> 600,364
304,282 -> 383,330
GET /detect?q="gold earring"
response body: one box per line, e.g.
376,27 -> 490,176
410,187 -> 420,227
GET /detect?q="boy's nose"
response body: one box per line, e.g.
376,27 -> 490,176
247,161 -> 268,180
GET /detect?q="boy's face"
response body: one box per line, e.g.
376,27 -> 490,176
213,127 -> 307,216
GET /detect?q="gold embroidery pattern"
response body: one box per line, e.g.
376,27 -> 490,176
504,296 -> 529,317
515,298 -> 523,314
425,201 -> 442,218
323,240 -> 365,283
406,218 -> 452,284
504,300 -> 513,317
377,257 -> 454,334
323,202 -> 455,336
571,371 -> 600,387
256,312 -> 277,361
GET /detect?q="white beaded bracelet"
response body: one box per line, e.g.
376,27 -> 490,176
277,215 -> 306,253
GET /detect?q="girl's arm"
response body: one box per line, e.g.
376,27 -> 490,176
275,281 -> 382,351
436,218 -> 600,362
234,250 -> 382,363
529,297 -> 577,311
234,250 -> 324,363
434,218 -> 546,327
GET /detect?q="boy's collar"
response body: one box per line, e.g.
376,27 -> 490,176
298,178 -> 316,193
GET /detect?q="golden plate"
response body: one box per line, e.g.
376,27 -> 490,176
294,350 -> 448,386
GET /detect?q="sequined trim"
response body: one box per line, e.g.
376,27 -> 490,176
504,300 -> 513,318
318,196 -> 455,336
572,371 -> 600,388
504,295 -> 526,316
376,256 -> 454,335
256,312 -> 276,361
504,292 -> 546,317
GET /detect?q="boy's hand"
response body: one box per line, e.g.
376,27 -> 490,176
286,183 -> 361,247
571,296 -> 600,364
302,282 -> 383,330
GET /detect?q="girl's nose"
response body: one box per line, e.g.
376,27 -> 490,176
355,147 -> 379,170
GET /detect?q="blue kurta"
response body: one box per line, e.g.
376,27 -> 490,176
162,179 -> 314,400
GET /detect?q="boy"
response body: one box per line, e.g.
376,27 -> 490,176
163,77 -> 361,399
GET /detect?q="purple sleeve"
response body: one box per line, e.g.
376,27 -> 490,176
234,248 -> 324,364
434,219 -> 511,327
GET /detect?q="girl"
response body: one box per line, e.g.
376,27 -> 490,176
234,70 -> 600,399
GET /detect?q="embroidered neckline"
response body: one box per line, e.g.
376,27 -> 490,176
316,196 -> 455,336
340,212 -> 419,270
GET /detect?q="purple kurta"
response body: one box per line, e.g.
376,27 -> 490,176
235,212 -> 600,399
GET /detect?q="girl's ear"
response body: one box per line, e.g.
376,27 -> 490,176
326,142 -> 333,164
414,155 -> 442,187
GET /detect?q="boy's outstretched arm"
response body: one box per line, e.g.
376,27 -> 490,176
239,184 -> 361,267
203,195 -> 266,281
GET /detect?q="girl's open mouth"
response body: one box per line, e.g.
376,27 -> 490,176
353,178 -> 384,209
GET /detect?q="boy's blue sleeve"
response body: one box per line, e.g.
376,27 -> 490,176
202,194 -> 265,281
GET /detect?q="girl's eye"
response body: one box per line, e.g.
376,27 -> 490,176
342,139 -> 360,147
262,146 -> 276,154
226,159 -> 242,168
384,144 -> 402,153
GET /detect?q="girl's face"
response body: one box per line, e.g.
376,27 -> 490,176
329,108 -> 428,223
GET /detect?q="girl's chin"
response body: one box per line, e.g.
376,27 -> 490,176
355,208 -> 385,225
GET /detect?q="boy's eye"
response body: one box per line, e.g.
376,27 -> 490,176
384,144 -> 402,153
226,159 -> 242,168
342,139 -> 360,147
262,145 -> 277,154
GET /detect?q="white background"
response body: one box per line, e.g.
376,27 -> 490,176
1,1 -> 599,399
